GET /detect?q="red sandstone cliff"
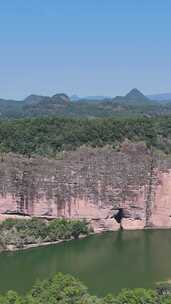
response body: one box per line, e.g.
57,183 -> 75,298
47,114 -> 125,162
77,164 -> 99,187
0,144 -> 171,232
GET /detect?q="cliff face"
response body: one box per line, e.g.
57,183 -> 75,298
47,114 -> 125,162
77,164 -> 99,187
0,144 -> 171,232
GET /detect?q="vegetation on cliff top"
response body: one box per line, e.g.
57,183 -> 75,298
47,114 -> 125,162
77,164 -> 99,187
0,272 -> 170,304
0,218 -> 90,250
0,115 -> 171,157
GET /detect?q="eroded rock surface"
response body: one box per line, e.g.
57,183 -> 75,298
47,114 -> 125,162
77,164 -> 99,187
0,144 -> 171,231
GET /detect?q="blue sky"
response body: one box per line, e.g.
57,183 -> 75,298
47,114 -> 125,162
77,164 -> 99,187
0,0 -> 171,99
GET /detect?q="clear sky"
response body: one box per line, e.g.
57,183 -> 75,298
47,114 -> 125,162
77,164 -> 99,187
0,0 -> 171,99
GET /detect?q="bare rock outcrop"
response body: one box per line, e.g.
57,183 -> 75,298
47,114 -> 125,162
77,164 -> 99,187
0,144 -> 171,231
150,170 -> 171,228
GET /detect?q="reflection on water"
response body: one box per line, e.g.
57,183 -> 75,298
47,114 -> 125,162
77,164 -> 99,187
0,230 -> 171,296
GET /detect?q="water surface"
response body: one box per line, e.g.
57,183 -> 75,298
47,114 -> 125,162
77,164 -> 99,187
0,230 -> 171,296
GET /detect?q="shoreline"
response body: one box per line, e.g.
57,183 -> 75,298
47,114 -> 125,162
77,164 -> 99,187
1,213 -> 171,253
2,225 -> 171,253
0,233 -> 93,253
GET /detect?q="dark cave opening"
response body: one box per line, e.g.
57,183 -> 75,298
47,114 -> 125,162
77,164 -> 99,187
114,208 -> 124,224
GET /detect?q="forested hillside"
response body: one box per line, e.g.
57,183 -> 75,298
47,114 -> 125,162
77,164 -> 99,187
0,116 -> 170,157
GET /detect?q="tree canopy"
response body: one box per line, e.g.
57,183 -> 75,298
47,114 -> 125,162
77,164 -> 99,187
0,116 -> 170,157
0,272 -> 170,304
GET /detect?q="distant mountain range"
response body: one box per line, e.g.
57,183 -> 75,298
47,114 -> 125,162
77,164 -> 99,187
71,90 -> 171,102
71,89 -> 150,102
70,95 -> 111,101
0,88 -> 171,119
147,93 -> 171,101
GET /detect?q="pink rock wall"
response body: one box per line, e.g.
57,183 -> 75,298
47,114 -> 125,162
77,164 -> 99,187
1,170 -> 171,231
151,170 -> 171,228
0,148 -> 171,232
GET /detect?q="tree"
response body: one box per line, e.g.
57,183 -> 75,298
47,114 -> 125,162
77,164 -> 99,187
71,220 -> 89,239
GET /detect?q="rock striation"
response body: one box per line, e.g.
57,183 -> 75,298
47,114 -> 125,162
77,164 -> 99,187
0,143 -> 171,232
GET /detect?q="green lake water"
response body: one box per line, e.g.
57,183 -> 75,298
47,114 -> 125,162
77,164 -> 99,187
1,230 -> 171,296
